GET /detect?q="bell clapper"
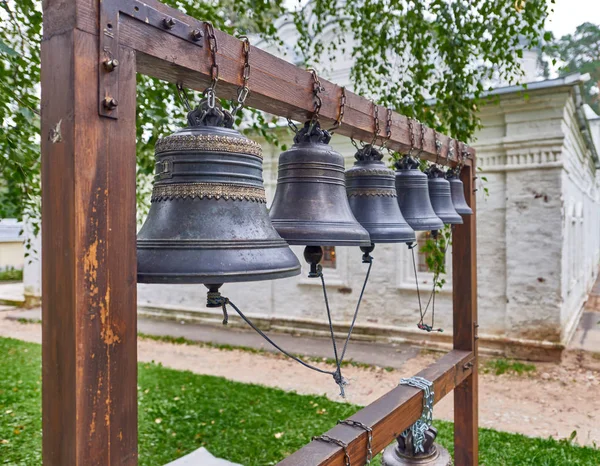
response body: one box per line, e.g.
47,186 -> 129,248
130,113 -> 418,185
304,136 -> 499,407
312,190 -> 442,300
360,243 -> 375,264
303,246 -> 324,278
205,284 -> 229,324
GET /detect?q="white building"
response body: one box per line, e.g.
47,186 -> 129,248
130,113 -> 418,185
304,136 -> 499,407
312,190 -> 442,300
24,24 -> 600,361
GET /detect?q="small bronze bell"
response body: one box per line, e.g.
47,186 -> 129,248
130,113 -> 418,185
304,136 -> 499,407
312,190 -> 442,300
395,156 -> 444,232
427,165 -> 463,225
382,426 -> 452,466
446,169 -> 473,215
270,121 -> 371,246
346,145 -> 415,243
137,101 -> 301,284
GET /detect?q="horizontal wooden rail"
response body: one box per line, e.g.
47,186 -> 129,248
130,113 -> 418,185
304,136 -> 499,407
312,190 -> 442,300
62,0 -> 473,166
278,350 -> 474,466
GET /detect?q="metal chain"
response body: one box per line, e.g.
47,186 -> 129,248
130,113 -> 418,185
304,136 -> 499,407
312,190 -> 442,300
309,68 -> 324,128
434,131 -> 442,166
370,103 -> 380,146
176,83 -> 193,112
287,118 -> 299,134
204,21 -> 219,109
313,435 -> 351,466
383,107 -> 393,150
417,120 -> 425,158
407,118 -> 416,157
330,86 -> 346,133
399,376 -> 435,455
231,35 -> 250,117
337,419 -> 373,464
447,138 -> 455,167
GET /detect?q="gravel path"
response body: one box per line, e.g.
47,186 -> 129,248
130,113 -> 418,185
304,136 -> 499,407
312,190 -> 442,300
1,315 -> 599,446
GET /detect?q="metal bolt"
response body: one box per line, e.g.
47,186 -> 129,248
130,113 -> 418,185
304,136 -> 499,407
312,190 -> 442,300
190,28 -> 203,41
163,17 -> 176,29
103,97 -> 119,110
103,58 -> 119,72
463,361 -> 474,371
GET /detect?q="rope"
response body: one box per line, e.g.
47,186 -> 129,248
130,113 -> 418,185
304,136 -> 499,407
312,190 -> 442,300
410,232 -> 451,333
206,256 -> 373,397
211,294 -> 335,376
318,255 -> 374,397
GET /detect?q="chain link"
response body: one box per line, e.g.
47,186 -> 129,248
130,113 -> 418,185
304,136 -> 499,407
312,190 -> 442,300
447,138 -> 455,167
458,144 -> 469,174
308,68 -> 324,127
434,130 -> 442,165
205,21 -> 219,104
337,419 -> 373,464
176,83 -> 193,112
231,35 -> 251,117
330,86 -> 346,133
313,435 -> 351,466
370,103 -> 380,146
407,118 -> 416,157
418,120 -> 425,157
287,118 -> 299,133
383,107 -> 393,149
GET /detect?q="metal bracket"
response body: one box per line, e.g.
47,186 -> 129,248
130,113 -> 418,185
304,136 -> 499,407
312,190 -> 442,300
99,0 -> 205,119
154,158 -> 173,180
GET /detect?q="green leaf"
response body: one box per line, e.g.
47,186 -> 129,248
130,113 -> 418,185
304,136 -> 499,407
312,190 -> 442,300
0,39 -> 18,57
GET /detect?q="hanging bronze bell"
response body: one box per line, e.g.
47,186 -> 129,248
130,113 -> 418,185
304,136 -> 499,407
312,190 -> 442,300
137,101 -> 301,284
427,165 -> 463,225
346,145 -> 415,243
395,156 -> 444,232
446,169 -> 473,215
270,121 -> 371,246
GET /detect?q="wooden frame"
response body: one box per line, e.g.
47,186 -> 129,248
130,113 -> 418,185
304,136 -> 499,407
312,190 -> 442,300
40,0 -> 478,464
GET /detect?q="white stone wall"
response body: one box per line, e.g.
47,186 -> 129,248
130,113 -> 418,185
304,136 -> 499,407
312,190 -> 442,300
560,97 -> 600,342
139,82 -> 600,359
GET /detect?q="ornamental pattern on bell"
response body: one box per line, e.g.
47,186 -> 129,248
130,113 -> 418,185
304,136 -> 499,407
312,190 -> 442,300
151,182 -> 266,203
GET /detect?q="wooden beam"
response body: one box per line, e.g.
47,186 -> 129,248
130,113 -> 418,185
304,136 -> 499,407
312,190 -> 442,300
278,350 -> 474,466
451,158 -> 479,465
41,22 -> 138,465
70,0 -> 472,165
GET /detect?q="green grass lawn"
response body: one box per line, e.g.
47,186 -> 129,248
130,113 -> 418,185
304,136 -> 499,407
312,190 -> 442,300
1,336 -> 599,465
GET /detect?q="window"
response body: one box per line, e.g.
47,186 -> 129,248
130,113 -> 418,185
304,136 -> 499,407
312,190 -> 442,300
321,246 -> 337,269
417,232 -> 432,273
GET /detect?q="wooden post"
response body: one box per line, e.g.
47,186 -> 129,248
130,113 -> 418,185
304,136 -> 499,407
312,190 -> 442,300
452,159 -> 479,465
41,9 -> 138,465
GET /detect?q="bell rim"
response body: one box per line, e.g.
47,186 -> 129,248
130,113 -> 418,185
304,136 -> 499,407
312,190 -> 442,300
136,264 -> 301,284
271,220 -> 371,247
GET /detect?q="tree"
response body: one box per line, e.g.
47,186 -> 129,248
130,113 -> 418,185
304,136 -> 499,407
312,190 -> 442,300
0,0 -> 552,225
548,22 -> 600,115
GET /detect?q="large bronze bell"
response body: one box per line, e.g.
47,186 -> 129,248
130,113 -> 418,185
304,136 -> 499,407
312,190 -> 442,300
270,121 -> 371,246
446,169 -> 473,215
137,102 -> 301,284
427,165 -> 463,225
395,156 -> 444,232
346,145 -> 415,243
